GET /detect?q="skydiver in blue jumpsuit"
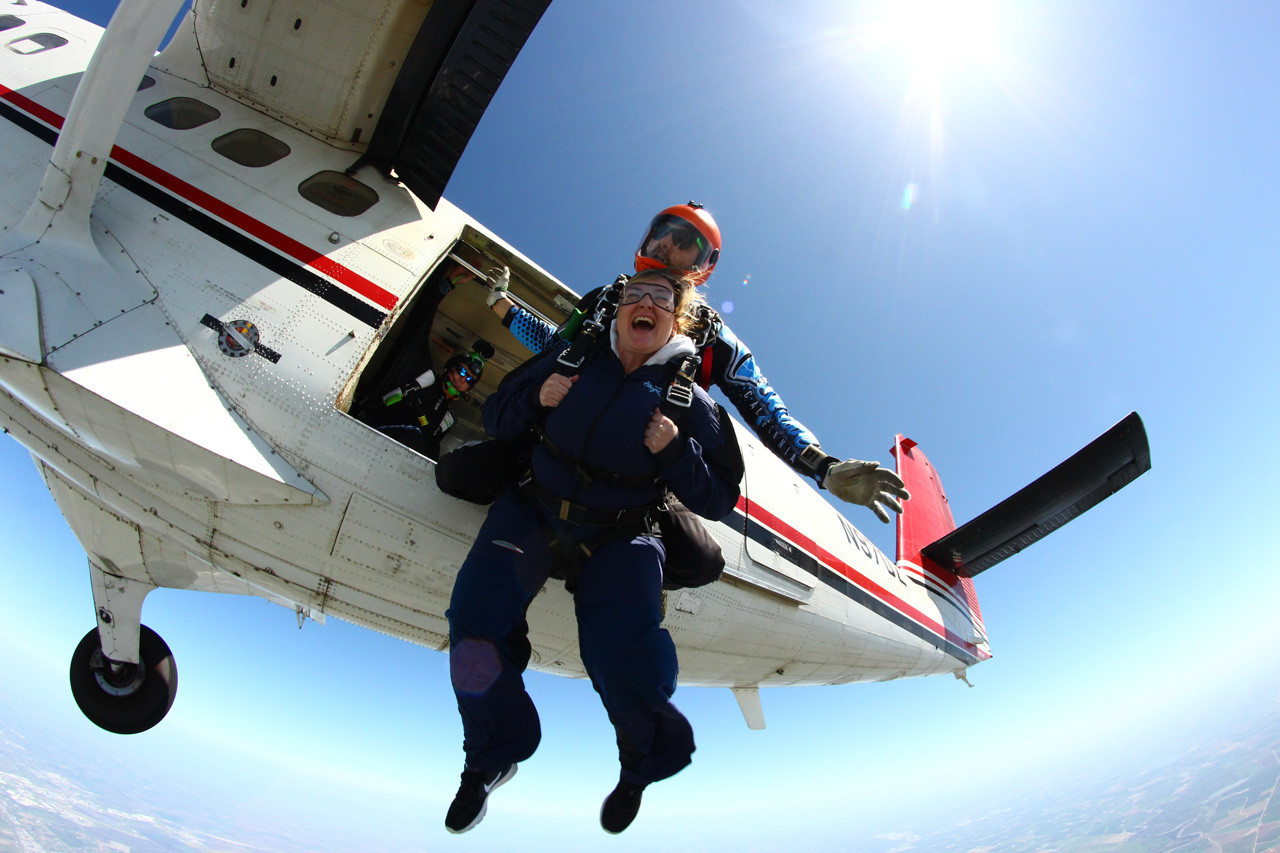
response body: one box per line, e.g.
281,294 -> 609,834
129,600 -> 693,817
444,270 -> 742,836
487,202 -> 909,520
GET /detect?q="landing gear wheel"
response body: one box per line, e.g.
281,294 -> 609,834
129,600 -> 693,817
69,624 -> 178,734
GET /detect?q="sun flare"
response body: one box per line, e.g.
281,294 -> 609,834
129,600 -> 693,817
875,0 -> 1000,86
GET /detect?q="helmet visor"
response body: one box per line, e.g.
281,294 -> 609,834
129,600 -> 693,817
638,214 -> 715,272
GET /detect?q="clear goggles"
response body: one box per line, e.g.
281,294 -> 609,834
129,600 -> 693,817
638,214 -> 715,270
620,280 -> 677,312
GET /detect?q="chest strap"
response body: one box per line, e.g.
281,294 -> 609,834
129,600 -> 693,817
538,349 -> 703,489
537,425 -> 659,488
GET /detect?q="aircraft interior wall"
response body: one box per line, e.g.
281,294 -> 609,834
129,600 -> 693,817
345,234 -> 571,461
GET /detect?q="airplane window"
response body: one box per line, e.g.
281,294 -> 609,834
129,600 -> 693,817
298,171 -> 378,217
6,32 -> 68,54
212,128 -> 291,168
0,15 -> 24,31
144,97 -> 221,130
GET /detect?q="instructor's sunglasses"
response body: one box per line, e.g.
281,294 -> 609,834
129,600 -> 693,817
652,221 -> 703,252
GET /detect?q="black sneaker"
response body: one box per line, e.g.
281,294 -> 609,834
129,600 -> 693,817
600,778 -> 645,834
445,763 -> 517,834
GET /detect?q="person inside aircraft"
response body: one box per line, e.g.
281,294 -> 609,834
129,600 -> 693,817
358,340 -> 494,459
483,202 -> 909,521
444,269 -> 742,836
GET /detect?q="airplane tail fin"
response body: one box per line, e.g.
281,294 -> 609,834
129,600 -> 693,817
892,435 -> 958,571
891,435 -> 985,633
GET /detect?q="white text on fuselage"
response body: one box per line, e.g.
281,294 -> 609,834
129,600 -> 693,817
838,516 -> 904,585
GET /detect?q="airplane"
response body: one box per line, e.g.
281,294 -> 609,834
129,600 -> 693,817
0,0 -> 1150,738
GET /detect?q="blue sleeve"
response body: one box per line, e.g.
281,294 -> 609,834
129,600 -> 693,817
505,306 -> 560,354
709,322 -> 830,484
653,393 -> 741,520
481,350 -> 559,440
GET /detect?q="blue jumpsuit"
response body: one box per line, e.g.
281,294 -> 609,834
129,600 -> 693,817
447,336 -> 740,786
504,294 -> 837,483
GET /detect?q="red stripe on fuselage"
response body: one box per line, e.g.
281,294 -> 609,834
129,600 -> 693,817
0,84 -> 63,129
0,84 -> 400,312
737,494 -> 989,660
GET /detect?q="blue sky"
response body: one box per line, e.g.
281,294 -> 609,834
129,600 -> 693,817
3,1 -> 1280,849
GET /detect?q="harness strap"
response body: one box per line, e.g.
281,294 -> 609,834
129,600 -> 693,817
698,344 -> 714,389
660,353 -> 700,423
521,478 -> 657,526
555,276 -> 625,375
539,512 -> 657,590
536,425 -> 661,488
536,282 -> 712,492
684,303 -> 721,392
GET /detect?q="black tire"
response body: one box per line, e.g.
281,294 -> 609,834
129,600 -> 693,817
69,624 -> 178,734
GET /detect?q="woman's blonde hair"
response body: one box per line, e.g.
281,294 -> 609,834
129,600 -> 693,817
627,268 -> 705,336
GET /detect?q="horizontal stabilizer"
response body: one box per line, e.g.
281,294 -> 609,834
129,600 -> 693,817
920,412 -> 1150,578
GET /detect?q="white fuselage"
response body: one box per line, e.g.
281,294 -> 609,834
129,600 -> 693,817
0,1 -> 988,702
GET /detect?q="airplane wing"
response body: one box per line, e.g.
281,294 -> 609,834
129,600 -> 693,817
152,0 -> 551,212
365,0 -> 552,209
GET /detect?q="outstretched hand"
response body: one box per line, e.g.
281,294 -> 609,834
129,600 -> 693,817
644,408 -> 678,454
822,459 -> 910,523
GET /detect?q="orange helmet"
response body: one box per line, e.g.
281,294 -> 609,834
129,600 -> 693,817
634,202 -> 721,285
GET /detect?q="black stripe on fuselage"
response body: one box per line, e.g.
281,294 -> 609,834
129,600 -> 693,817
0,100 -> 388,329
0,96 -> 54,144
735,507 -> 981,667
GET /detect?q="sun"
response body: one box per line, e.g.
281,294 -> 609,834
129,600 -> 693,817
874,0 -> 1001,88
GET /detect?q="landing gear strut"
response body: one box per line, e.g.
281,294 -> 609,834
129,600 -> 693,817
69,624 -> 177,734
